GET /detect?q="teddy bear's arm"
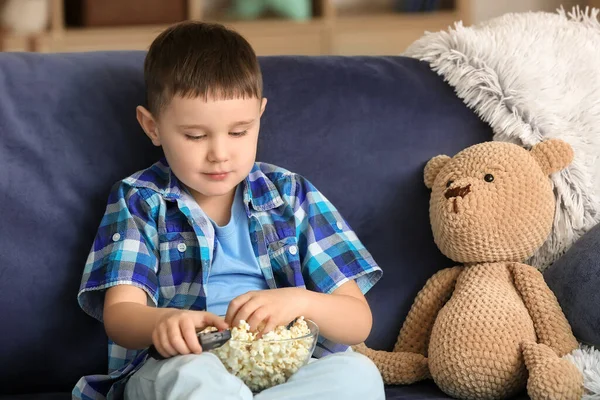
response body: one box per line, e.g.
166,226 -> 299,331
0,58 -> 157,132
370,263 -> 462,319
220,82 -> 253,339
508,262 -> 578,356
393,266 -> 463,355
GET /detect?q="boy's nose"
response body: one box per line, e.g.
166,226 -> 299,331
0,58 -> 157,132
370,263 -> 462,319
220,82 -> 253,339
207,138 -> 229,162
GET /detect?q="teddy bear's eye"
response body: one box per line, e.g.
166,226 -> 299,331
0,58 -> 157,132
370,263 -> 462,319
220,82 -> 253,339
484,174 -> 494,183
446,180 -> 454,188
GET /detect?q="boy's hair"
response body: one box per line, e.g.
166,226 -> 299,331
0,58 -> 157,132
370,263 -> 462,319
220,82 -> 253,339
144,21 -> 263,115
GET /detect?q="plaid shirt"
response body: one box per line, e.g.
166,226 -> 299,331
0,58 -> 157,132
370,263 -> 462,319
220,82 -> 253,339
73,159 -> 382,399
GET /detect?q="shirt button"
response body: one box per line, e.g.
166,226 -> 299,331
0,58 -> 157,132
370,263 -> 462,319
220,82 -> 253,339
177,242 -> 187,252
288,245 -> 298,255
336,222 -> 343,230
112,233 -> 121,242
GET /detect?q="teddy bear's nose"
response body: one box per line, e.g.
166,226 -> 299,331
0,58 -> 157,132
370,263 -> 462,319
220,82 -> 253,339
445,184 -> 471,199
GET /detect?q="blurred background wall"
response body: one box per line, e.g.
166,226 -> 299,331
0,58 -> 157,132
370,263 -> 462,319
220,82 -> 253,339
472,0 -> 584,22
0,0 -> 596,54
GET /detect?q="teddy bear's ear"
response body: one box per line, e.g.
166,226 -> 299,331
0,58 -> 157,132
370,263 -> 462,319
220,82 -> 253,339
530,139 -> 574,175
424,155 -> 451,189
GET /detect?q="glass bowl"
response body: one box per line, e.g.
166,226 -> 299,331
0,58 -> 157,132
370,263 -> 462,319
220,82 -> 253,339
209,319 -> 319,392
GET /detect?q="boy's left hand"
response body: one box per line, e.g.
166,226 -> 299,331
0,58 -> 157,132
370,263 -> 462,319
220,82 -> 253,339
225,288 -> 309,335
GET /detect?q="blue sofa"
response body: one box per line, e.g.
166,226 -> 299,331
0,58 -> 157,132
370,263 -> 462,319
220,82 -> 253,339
1,52 -> 598,400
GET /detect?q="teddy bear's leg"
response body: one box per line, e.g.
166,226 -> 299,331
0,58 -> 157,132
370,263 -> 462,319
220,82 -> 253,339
521,341 -> 583,400
353,343 -> 430,385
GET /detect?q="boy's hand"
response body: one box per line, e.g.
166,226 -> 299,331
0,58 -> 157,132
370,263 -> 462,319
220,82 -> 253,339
225,288 -> 309,335
152,310 -> 228,358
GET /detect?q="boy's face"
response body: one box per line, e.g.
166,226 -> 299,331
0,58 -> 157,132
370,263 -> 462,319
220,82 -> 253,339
137,95 -> 267,204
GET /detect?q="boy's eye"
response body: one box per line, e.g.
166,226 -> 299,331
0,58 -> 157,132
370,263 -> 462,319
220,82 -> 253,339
185,134 -> 206,141
229,130 -> 248,137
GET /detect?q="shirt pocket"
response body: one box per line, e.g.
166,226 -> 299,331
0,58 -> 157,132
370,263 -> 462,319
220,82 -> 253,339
157,230 -> 202,304
267,236 -> 304,288
158,231 -> 198,262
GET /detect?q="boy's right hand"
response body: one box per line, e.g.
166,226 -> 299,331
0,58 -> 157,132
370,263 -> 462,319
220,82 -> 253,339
152,310 -> 228,358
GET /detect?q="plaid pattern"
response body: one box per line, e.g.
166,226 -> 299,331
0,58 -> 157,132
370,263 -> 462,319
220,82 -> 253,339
74,159 -> 382,399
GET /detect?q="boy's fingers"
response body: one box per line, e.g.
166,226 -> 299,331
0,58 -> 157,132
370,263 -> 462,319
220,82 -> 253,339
159,330 -> 177,357
152,330 -> 168,358
169,333 -> 190,355
260,317 -> 277,337
246,307 -> 268,333
224,301 -> 238,325
231,299 -> 261,329
166,323 -> 189,355
201,312 -> 229,331
154,343 -> 169,359
225,292 -> 252,325
181,318 -> 202,354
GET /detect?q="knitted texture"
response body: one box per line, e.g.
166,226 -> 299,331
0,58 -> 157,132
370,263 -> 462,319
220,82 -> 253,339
352,343 -> 430,385
509,263 -> 579,356
429,141 -> 562,264
530,139 -> 575,176
354,140 -> 582,400
394,266 -> 463,356
522,341 -> 584,400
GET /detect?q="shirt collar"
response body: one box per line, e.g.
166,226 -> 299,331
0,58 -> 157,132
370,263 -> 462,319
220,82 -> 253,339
126,159 -> 283,211
243,163 -> 284,212
122,157 -> 182,200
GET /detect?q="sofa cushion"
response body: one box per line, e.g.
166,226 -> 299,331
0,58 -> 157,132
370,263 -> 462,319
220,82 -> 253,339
384,383 -> 529,399
0,52 -> 491,394
0,386 -> 530,400
0,385 -> 530,400
0,52 -> 156,395
544,223 -> 600,347
0,394 -> 70,400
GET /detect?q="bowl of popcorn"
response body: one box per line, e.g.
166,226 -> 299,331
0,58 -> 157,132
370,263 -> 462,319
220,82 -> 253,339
208,316 -> 319,392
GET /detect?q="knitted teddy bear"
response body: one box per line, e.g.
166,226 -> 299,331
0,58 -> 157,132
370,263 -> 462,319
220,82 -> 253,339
354,140 -> 583,400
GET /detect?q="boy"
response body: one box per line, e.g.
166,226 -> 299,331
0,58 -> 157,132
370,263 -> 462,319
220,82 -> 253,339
74,21 -> 384,400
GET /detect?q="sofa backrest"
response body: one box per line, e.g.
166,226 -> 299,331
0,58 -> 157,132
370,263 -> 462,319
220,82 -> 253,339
0,52 -> 491,394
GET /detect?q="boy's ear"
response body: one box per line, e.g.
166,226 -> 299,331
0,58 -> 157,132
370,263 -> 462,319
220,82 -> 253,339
530,139 -> 573,175
424,155 -> 451,189
260,98 -> 267,116
136,106 -> 161,146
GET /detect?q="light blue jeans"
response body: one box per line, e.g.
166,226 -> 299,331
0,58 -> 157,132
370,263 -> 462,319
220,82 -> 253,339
124,350 -> 385,400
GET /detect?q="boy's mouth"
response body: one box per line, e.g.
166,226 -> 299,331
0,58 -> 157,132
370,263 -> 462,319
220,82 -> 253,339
204,172 -> 229,181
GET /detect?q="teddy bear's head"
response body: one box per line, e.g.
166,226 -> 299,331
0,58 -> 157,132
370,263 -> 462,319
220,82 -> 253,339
424,140 -> 573,264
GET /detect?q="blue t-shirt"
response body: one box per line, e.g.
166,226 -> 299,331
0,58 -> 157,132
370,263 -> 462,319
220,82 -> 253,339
205,185 -> 269,316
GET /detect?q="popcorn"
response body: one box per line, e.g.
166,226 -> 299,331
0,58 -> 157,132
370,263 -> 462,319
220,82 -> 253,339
208,317 -> 315,392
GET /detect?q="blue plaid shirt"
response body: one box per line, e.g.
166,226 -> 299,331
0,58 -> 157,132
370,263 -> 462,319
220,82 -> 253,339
73,159 -> 382,399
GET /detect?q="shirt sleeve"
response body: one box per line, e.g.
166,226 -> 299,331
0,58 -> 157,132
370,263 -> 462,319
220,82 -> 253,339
77,182 -> 159,322
290,175 -> 383,295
